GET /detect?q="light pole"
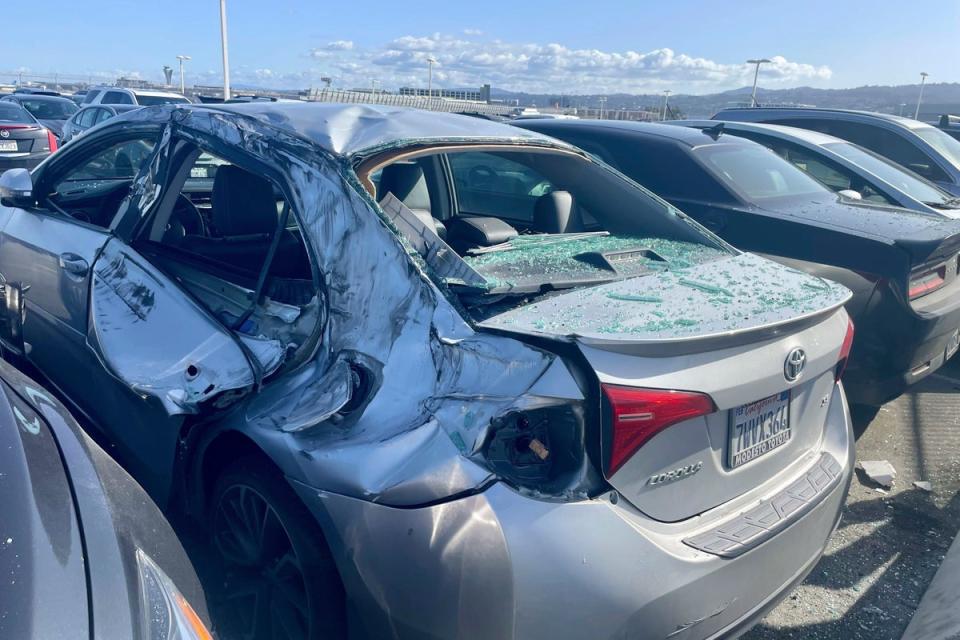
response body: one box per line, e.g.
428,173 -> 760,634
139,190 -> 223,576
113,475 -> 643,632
598,96 -> 607,119
219,0 -> 231,100
661,89 -> 672,121
176,55 -> 191,94
426,56 -> 438,98
747,58 -> 771,107
914,72 -> 929,120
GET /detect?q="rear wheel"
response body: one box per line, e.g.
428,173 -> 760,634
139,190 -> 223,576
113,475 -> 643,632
209,457 -> 347,640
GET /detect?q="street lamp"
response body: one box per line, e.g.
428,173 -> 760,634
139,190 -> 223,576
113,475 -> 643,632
661,89 -> 672,121
426,56 -> 438,98
598,96 -> 607,119
176,55 -> 191,94
747,58 -> 771,107
914,72 -> 929,120
219,0 -> 231,100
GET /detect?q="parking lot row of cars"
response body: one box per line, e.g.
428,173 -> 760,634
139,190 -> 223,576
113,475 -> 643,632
1,97 -> 959,639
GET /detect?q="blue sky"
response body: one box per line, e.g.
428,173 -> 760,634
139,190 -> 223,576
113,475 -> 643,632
4,0 -> 959,94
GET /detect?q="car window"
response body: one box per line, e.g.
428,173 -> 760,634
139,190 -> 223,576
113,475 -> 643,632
0,103 -> 34,124
585,134 -> 734,203
772,118 -> 950,182
81,89 -> 100,104
131,148 -> 318,367
57,138 -> 157,182
914,126 -> 960,173
448,151 -> 555,221
94,108 -> 114,124
734,133 -> 896,205
696,144 -> 829,202
134,95 -> 190,106
825,142 -> 953,206
79,108 -> 100,128
102,91 -> 134,105
366,147 -> 727,308
18,99 -> 77,120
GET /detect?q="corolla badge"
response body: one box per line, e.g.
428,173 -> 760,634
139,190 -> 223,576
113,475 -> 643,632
784,348 -> 806,382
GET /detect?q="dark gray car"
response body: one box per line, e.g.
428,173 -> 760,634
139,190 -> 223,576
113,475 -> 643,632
714,107 -> 960,198
0,102 -> 58,170
0,358 -> 210,638
0,93 -> 78,140
514,118 -> 960,407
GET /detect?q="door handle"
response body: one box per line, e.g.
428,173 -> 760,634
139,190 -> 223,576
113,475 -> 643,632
58,253 -> 89,277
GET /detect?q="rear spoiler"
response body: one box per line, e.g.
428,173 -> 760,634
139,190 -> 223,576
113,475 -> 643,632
896,219 -> 960,269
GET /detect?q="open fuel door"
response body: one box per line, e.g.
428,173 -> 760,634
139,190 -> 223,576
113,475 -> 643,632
88,238 -> 282,416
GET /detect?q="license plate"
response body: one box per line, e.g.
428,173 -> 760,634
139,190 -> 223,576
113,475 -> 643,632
0,141 -> 17,152
728,391 -> 791,469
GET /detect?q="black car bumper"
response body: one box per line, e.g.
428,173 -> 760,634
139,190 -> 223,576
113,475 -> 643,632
0,152 -> 49,171
844,282 -> 960,405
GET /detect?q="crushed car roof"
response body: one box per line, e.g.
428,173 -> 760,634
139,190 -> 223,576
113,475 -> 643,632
201,102 -> 567,156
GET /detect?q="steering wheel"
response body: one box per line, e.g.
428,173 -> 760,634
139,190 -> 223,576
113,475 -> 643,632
163,194 -> 205,244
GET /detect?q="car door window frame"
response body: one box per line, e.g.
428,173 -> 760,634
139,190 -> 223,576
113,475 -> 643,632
120,130 -> 324,375
31,125 -> 163,233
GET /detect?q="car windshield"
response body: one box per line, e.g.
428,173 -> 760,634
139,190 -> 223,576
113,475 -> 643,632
915,125 -> 960,172
135,95 -> 190,106
696,144 -> 829,202
825,141 -> 954,206
18,98 -> 77,120
0,103 -> 34,124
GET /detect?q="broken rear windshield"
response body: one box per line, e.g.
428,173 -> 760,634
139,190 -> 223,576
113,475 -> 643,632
462,233 -> 726,293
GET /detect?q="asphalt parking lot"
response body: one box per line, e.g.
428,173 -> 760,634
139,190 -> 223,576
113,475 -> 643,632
173,359 -> 960,640
744,358 -> 960,640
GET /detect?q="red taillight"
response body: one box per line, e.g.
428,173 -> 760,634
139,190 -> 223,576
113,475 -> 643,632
835,318 -> 855,381
603,384 -> 715,475
909,266 -> 946,299
46,129 -> 58,153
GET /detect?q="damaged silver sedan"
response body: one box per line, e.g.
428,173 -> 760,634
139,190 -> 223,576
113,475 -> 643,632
0,103 -> 856,639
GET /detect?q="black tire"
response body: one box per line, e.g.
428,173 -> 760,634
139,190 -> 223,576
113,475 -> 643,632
208,457 -> 347,640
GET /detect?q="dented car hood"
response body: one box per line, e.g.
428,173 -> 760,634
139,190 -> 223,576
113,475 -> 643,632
479,252 -> 851,349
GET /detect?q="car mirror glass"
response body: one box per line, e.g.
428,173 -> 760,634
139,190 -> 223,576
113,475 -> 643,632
0,168 -> 36,208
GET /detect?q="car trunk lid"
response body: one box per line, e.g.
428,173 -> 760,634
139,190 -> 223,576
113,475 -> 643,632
479,252 -> 852,521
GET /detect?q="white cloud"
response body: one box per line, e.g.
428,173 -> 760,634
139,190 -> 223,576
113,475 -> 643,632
81,33 -> 831,95
324,40 -> 355,51
328,33 -> 832,94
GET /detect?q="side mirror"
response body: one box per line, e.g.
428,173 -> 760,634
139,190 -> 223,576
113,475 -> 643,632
838,189 -> 863,201
0,169 -> 35,209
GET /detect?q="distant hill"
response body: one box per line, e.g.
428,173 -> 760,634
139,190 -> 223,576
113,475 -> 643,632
491,83 -> 960,119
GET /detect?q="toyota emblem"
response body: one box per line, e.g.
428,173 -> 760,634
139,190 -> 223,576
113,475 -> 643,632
784,348 -> 806,382
0,130 -> 9,138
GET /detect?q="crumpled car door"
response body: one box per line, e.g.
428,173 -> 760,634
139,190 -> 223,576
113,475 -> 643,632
87,238 -> 281,416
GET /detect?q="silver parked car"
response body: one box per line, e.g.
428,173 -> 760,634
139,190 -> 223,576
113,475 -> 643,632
0,103 -> 855,639
59,104 -> 142,144
676,120 -> 960,217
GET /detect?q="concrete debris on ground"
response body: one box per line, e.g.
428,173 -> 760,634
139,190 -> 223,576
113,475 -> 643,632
859,460 -> 897,488
914,480 -> 933,492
